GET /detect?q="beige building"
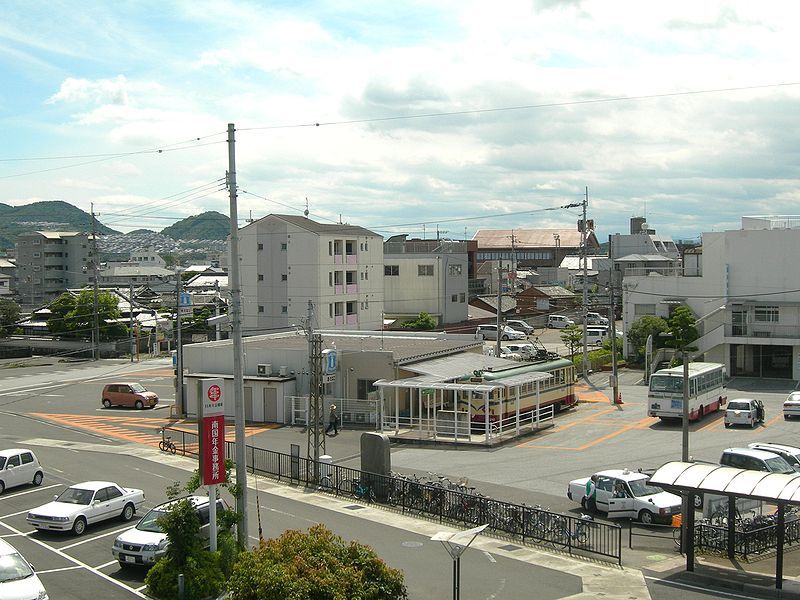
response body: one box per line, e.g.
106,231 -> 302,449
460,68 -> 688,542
235,215 -> 384,333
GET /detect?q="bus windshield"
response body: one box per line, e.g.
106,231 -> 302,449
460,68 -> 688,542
649,375 -> 682,394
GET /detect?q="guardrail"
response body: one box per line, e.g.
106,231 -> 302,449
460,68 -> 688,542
163,426 -> 622,564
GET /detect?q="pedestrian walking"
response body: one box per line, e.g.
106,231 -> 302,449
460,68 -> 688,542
326,404 -> 339,435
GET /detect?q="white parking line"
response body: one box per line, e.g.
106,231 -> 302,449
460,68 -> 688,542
37,565 -> 83,574
61,525 -> 135,550
95,560 -> 118,569
0,520 -> 146,598
0,484 -> 61,499
1,508 -> 35,518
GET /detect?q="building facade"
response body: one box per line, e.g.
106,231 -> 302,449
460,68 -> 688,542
623,216 -> 800,379
383,235 -> 469,325
15,231 -> 92,308
235,214 -> 384,333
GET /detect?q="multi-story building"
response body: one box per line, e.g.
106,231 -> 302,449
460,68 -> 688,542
236,214 -> 384,333
623,215 -> 800,379
0,258 -> 15,297
473,226 -> 601,271
129,247 -> 166,268
15,231 -> 92,308
383,235 -> 468,325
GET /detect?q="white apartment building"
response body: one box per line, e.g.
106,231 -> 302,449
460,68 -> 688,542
383,235 -> 468,325
623,216 -> 800,379
129,247 -> 166,267
15,231 -> 92,307
236,214 -> 384,333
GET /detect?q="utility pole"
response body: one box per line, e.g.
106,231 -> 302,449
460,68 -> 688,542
175,272 -> 184,414
608,235 -> 618,405
90,204 -> 101,361
226,123 -> 248,548
129,282 -> 135,363
581,187 -> 589,378
495,262 -> 505,358
307,300 -> 325,480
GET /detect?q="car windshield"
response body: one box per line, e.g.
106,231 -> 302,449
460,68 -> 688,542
129,383 -> 146,393
56,487 -> 94,505
0,553 -> 34,583
765,457 -> 795,474
649,375 -> 682,393
628,478 -> 662,497
728,401 -> 752,411
0,457 -> 5,470
136,508 -> 167,533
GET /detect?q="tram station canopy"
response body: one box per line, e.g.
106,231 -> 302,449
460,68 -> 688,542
650,461 -> 800,504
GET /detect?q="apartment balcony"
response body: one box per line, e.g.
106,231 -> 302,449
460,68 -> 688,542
346,314 -> 358,325
623,265 -> 682,277
346,254 -> 357,264
335,315 -> 345,326
346,284 -> 358,293
334,254 -> 343,264
724,323 -> 800,341
334,284 -> 344,294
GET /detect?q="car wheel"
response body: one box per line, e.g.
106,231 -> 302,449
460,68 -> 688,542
502,335 -> 509,341
0,480 -> 4,495
724,423 -> 730,428
102,398 -> 112,408
135,400 -> 144,410
33,471 -> 43,486
639,510 -> 655,525
72,517 -> 87,536
785,415 -> 791,420
121,503 -> 135,521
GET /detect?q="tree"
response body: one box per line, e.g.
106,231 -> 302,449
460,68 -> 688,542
664,306 -> 699,363
0,297 -> 21,336
46,289 -> 127,340
626,315 -> 669,362
401,311 -> 437,330
226,524 -> 407,600
560,324 -> 582,358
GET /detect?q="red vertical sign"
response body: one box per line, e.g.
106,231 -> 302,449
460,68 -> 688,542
202,414 -> 225,485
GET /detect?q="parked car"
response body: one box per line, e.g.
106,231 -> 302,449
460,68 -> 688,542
505,319 -> 534,335
498,347 -> 522,361
101,382 -> 159,409
0,448 -> 44,495
723,398 -> 764,428
0,537 -> 48,600
585,329 -> 606,346
113,496 -> 231,567
719,447 -> 797,475
784,392 -> 800,420
585,312 -> 609,326
547,315 -> 575,329
474,325 -> 526,341
747,442 -> 800,472
567,469 -> 681,525
504,343 -> 535,360
27,481 -> 145,535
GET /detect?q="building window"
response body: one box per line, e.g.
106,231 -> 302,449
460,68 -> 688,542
329,304 -> 333,318
449,264 -> 462,276
360,272 -> 364,280
33,252 -> 41,258
364,270 -> 368,280
346,301 -> 357,315
281,274 -> 287,281
451,294 -> 458,302
281,243 -> 287,251
258,305 -> 264,313
460,293 -> 466,302
384,265 -> 399,276
281,305 -> 288,313
32,239 -> 40,245
418,265 -> 434,276
329,272 -> 333,286
257,243 -> 263,250
258,274 -> 264,281
634,304 -> 656,316
329,241 -> 333,256
754,306 -> 779,323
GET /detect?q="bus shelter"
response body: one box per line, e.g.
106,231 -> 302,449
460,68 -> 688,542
650,461 -> 800,590
374,371 -> 551,446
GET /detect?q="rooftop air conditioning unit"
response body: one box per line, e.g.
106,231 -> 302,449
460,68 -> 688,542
279,365 -> 288,377
257,364 -> 271,376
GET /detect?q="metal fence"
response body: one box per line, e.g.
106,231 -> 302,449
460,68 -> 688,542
163,426 -> 622,564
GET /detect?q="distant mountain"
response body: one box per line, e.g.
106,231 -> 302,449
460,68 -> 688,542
0,200 -> 118,250
160,211 -> 230,241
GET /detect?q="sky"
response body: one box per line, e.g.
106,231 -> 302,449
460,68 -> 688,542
2,1 -> 799,243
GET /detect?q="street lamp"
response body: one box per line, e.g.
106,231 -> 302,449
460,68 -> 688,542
431,524 -> 487,600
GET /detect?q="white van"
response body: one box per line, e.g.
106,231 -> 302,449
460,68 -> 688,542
547,315 -> 575,329
0,449 -> 44,495
585,329 -> 606,346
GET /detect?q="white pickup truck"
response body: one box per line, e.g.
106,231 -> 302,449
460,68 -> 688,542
567,469 -> 681,525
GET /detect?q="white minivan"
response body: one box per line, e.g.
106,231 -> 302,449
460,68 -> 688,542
0,449 -> 44,495
585,329 -> 606,346
547,315 -> 575,329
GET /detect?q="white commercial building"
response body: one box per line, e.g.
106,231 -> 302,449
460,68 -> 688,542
235,215 -> 385,334
623,216 -> 800,379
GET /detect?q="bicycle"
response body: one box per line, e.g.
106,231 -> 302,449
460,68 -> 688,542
350,478 -> 376,503
158,428 -> 177,454
546,514 -> 593,548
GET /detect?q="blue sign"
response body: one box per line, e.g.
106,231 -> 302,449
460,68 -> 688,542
179,292 -> 192,306
322,349 -> 337,375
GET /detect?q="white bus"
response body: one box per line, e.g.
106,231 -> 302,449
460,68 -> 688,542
647,362 -> 727,421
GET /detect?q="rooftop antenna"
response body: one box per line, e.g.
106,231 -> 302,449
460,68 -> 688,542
304,197 -> 309,217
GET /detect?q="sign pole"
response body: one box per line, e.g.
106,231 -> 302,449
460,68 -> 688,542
208,483 -> 217,551
201,378 -> 225,552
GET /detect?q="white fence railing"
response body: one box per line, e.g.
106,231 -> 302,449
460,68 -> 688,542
287,396 -> 379,428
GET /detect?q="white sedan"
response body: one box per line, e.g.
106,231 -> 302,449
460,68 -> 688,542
27,481 -> 145,535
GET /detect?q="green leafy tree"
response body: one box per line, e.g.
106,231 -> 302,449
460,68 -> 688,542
560,324 -> 583,358
401,311 -> 437,330
46,289 -> 128,340
227,524 -> 407,600
0,297 -> 21,337
664,306 -> 699,364
182,308 -> 212,336
626,315 -> 669,362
